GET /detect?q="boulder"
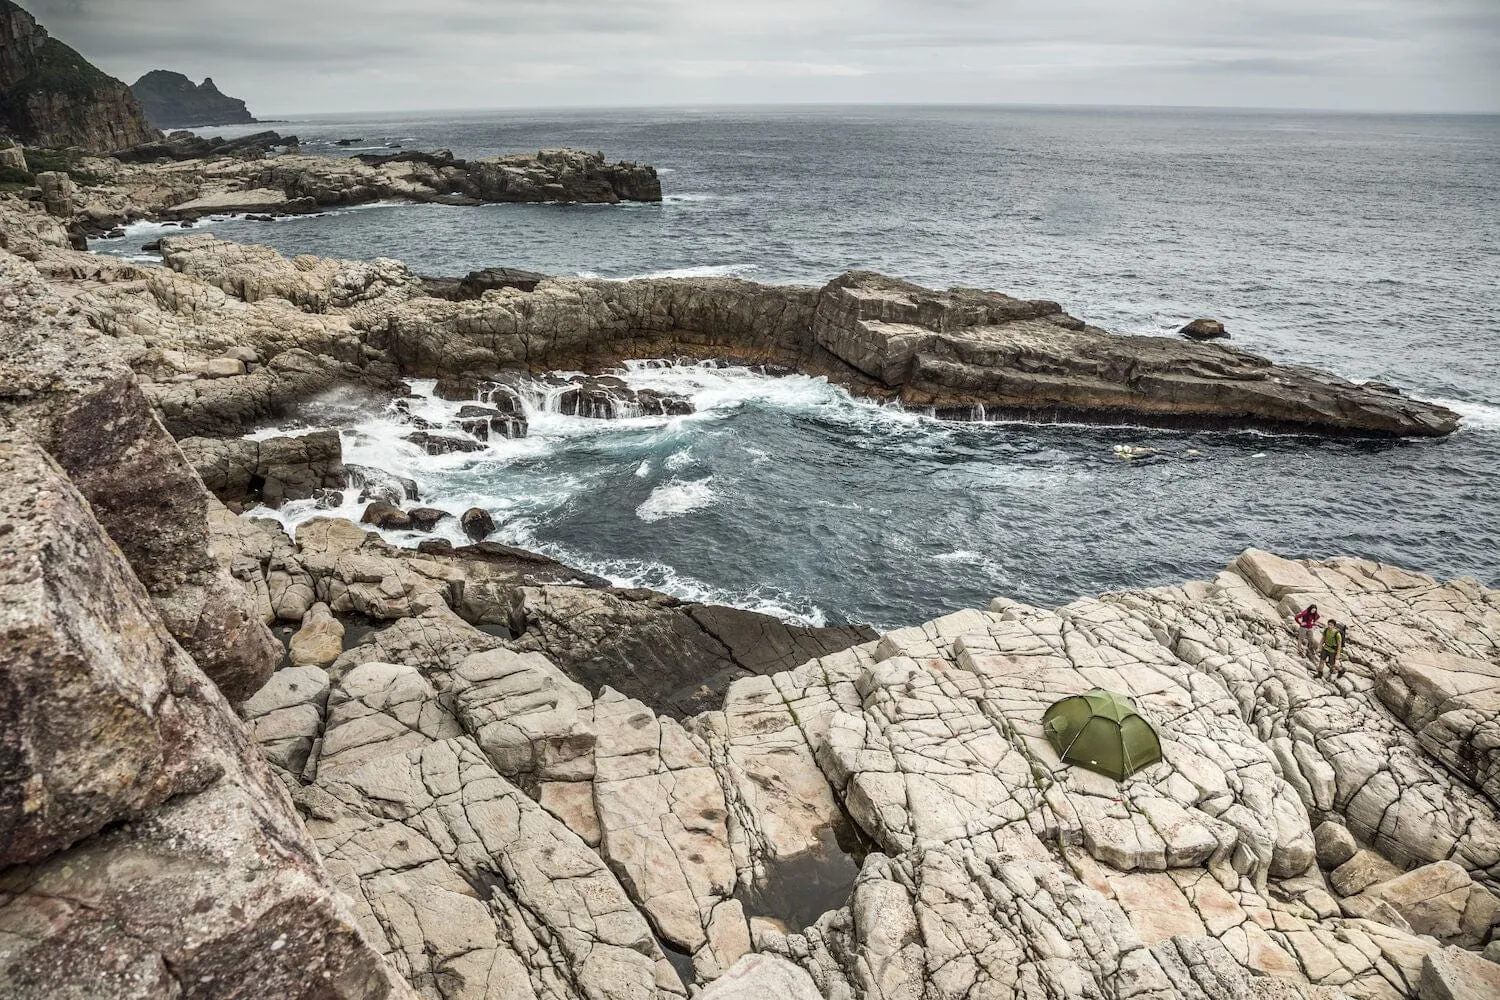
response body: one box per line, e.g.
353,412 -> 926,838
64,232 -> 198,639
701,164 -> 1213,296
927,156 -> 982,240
697,954 -> 823,1000
460,507 -> 496,541
1314,820 -> 1359,870
360,500 -> 412,531
35,171 -> 78,217
1355,861 -> 1497,947
1418,946 -> 1500,1000
0,430 -> 218,866
1330,849 -> 1404,898
407,507 -> 451,532
1181,318 -> 1229,340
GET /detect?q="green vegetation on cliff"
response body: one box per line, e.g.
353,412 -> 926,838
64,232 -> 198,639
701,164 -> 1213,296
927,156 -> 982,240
0,0 -> 158,151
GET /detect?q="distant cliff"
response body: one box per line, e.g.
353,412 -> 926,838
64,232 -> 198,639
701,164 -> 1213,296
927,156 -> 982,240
132,70 -> 256,128
0,0 -> 157,151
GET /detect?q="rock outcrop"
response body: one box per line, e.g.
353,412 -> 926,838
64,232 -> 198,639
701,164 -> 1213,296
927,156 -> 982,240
0,430 -> 412,1000
131,70 -> 256,128
0,0 -> 157,151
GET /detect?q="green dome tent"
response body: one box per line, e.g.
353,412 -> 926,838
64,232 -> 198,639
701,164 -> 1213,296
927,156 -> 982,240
1043,689 -> 1162,781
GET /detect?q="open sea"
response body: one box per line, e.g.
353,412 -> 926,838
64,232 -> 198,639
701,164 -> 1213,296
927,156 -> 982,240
92,105 -> 1500,629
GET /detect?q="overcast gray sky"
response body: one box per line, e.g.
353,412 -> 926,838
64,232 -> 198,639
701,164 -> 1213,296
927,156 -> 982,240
26,0 -> 1500,114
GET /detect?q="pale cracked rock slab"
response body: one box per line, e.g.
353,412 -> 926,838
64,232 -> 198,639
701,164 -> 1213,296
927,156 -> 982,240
1354,861 -> 1498,947
696,953 -> 824,1000
303,661 -> 685,1000
239,664 -> 332,773
592,688 -> 738,957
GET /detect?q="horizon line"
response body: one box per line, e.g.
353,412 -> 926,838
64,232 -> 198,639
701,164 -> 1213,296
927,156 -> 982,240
240,99 -> 1500,120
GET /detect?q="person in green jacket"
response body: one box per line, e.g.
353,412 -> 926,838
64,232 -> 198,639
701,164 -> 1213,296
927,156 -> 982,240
1317,620 -> 1345,678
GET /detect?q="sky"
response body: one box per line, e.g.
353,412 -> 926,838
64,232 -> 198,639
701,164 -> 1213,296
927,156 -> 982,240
23,0 -> 1500,115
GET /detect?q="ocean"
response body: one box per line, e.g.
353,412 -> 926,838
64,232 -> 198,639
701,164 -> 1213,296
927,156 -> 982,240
92,105 -> 1500,629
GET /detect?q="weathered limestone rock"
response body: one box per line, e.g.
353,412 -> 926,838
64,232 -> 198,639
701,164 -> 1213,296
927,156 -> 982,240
239,664 -> 331,773
1417,946 -> 1500,1000
0,431 -> 411,999
0,431 -> 218,866
298,660 -> 686,999
1376,650 -> 1500,809
0,250 -> 280,701
697,954 -> 824,1000
182,429 -> 346,506
290,601 -> 345,667
1354,862 -> 1498,947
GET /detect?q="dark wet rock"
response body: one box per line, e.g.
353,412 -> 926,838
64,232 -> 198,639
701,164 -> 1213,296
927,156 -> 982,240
111,128 -> 296,163
179,430 -> 345,505
416,538 -> 454,556
360,500 -> 411,531
407,507 -> 451,532
556,375 -> 696,420
1181,317 -> 1229,341
460,507 -> 496,542
456,403 -> 527,440
403,430 -> 485,455
509,585 -> 878,717
421,266 -> 550,301
433,376 -> 480,401
334,138 -> 365,146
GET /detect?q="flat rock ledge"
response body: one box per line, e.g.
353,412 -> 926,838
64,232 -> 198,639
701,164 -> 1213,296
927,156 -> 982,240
3,191 -> 1459,438
33,143 -> 662,236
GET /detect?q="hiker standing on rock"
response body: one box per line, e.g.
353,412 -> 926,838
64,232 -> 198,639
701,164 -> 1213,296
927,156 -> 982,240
1317,619 -> 1346,679
1294,604 -> 1321,658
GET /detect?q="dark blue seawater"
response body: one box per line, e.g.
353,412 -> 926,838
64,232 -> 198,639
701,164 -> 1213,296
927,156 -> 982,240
94,106 -> 1500,628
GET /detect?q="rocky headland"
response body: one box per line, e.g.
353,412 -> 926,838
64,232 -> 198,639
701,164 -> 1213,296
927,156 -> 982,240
0,0 -> 158,151
131,70 -> 257,129
0,160 -> 1495,1000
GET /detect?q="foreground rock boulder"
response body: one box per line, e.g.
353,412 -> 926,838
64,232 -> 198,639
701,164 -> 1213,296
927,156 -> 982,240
0,247 -> 280,700
0,431 -> 412,999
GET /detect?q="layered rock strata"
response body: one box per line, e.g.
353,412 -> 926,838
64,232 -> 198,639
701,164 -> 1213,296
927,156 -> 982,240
46,144 -> 661,236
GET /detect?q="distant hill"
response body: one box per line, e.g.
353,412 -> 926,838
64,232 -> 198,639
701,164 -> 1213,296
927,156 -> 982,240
132,70 -> 256,129
0,0 -> 157,151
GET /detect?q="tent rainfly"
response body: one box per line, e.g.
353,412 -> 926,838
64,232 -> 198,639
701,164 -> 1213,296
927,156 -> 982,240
1042,688 -> 1163,781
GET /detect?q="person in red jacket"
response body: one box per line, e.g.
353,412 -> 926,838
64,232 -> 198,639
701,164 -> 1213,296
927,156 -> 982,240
1294,604 -> 1321,658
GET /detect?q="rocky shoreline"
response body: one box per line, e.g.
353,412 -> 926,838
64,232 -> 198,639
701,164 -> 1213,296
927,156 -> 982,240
1,157 -> 1496,1000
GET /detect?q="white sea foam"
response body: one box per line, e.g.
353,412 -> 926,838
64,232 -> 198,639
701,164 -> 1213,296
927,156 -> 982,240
1433,398 -> 1500,432
664,449 -> 693,471
636,478 -> 717,522
635,460 -> 653,478
633,263 -> 757,280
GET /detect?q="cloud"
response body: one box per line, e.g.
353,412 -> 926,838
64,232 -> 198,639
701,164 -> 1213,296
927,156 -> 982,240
13,0 -> 1497,112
